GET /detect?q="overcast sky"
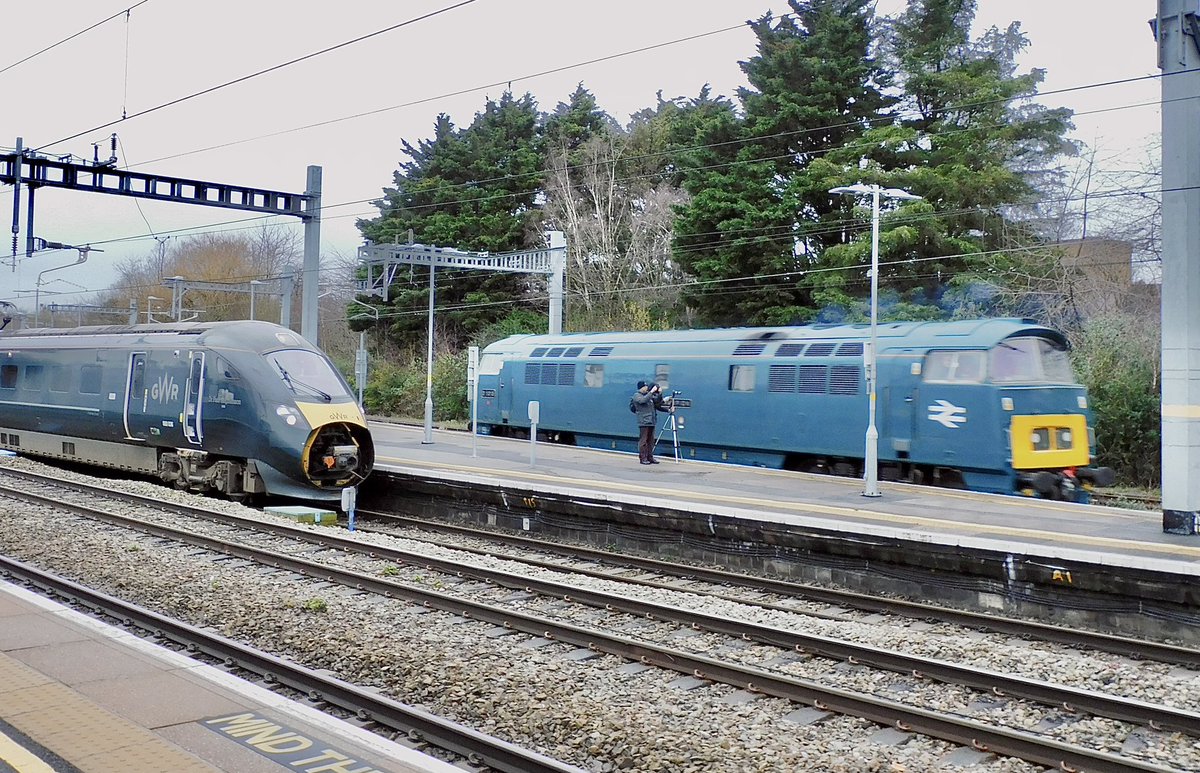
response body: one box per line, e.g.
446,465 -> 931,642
0,1 -> 1161,316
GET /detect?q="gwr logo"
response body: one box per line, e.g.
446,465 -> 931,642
150,373 -> 179,404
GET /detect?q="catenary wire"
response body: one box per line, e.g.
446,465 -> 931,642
32,0 -> 480,152
0,1 -> 151,77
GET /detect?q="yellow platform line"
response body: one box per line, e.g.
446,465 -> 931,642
0,728 -> 57,773
380,456 -> 1200,561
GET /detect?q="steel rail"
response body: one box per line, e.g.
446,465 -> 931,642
0,555 -> 583,773
0,482 -> 1187,772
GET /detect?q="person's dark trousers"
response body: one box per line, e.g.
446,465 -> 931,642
638,425 -> 654,463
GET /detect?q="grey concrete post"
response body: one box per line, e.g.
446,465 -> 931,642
546,230 -> 566,334
1158,1 -> 1200,534
301,165 -> 322,344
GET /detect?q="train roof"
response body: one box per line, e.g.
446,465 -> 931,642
0,320 -> 317,353
484,319 -> 1069,357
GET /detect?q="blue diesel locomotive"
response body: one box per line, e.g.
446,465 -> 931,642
0,321 -> 373,500
474,319 -> 1114,501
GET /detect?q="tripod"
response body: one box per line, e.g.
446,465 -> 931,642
653,407 -> 682,462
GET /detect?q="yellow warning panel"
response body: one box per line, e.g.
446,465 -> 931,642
1010,413 -> 1089,470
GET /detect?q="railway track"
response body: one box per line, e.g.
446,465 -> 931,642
1089,491 -> 1162,510
0,465 -> 1196,771
0,555 -> 580,773
355,510 -> 1199,667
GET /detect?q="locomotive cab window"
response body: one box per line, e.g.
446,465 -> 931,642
584,364 -> 604,387
729,365 -> 755,392
0,365 -> 16,389
923,350 -> 985,383
267,349 -> 352,400
990,337 -> 1074,384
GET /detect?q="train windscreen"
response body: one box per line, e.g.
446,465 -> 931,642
266,349 -> 353,400
989,337 -> 1075,384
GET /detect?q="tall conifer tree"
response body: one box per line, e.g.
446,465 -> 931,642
359,92 -> 543,346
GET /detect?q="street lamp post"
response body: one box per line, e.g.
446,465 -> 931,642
829,183 -> 922,497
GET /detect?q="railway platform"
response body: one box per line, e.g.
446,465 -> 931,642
0,579 -> 459,773
366,422 -> 1200,644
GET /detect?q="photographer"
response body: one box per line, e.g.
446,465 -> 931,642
631,380 -> 671,465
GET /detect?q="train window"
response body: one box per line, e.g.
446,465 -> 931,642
729,365 -> 755,392
214,356 -> 240,380
80,365 -> 102,395
0,365 -> 15,389
654,364 -> 670,391
923,350 -> 985,383
23,365 -> 43,391
266,350 -> 351,399
49,365 -> 69,393
1038,339 -> 1075,383
989,337 -> 1075,384
584,364 -> 604,387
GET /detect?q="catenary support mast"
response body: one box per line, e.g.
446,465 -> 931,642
1157,1 -> 1200,534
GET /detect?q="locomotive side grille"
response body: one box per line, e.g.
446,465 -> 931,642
830,365 -> 862,395
775,343 -> 804,357
589,346 -> 613,357
768,365 -> 797,392
797,365 -> 827,393
563,346 -> 584,357
531,347 -> 548,357
805,343 -> 836,357
836,342 -> 864,356
733,343 -> 767,356
525,363 -> 576,386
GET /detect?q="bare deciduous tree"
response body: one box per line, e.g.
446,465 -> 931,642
541,134 -> 689,331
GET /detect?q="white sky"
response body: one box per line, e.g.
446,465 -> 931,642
0,0 -> 1161,313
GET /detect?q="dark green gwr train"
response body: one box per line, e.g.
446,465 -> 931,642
0,320 -> 373,500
